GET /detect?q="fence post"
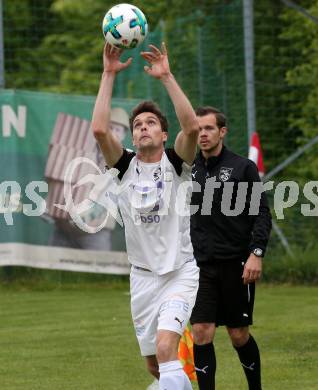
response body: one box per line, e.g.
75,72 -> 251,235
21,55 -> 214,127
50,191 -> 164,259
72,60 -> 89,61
243,0 -> 255,147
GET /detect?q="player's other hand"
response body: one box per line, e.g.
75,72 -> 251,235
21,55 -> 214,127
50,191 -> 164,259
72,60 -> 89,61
141,42 -> 171,80
103,43 -> 132,74
242,254 -> 262,285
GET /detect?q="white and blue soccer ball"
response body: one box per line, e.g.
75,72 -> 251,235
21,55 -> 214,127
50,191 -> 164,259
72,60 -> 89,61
102,3 -> 148,49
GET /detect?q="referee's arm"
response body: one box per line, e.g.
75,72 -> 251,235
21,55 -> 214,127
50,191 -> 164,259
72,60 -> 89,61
242,161 -> 272,284
247,162 -> 272,255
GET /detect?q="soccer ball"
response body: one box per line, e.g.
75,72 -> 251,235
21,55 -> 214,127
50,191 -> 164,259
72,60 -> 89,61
102,3 -> 148,49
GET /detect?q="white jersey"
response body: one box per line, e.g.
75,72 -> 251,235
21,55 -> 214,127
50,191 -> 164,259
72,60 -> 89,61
114,148 -> 194,275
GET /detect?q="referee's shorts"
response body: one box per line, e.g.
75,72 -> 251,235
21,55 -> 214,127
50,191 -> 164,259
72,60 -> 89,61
190,258 -> 255,328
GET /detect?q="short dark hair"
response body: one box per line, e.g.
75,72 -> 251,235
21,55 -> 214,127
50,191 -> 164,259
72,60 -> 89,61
195,106 -> 227,129
129,101 -> 169,133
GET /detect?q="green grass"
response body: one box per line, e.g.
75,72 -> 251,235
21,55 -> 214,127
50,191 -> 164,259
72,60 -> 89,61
0,282 -> 317,389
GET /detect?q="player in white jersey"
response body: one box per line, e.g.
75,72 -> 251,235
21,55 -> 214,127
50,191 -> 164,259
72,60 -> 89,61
92,42 -> 200,390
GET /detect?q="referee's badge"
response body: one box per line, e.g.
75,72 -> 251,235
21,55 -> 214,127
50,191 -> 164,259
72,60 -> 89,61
219,167 -> 233,182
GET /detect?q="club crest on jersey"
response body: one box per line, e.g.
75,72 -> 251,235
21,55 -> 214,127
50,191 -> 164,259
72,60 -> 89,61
153,166 -> 162,181
219,167 -> 233,182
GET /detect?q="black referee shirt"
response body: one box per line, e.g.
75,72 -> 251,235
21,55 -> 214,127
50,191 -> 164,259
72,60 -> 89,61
191,146 -> 272,264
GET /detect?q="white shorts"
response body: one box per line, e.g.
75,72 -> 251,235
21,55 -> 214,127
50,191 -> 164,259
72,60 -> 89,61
130,259 -> 199,357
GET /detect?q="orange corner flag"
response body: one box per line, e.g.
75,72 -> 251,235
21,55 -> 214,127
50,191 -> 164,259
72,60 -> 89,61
178,324 -> 197,381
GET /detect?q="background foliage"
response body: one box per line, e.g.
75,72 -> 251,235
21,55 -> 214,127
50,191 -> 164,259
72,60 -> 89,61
2,0 -> 318,277
4,0 -> 318,168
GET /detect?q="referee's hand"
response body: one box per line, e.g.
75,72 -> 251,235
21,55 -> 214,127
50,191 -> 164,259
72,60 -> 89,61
242,254 -> 262,285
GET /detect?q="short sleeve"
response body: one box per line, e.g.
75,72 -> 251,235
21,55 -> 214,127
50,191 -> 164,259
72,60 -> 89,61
165,148 -> 185,176
113,149 -> 136,180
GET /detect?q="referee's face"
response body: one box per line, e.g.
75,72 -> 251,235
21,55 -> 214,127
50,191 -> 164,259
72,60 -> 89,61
198,113 -> 227,155
132,112 -> 167,150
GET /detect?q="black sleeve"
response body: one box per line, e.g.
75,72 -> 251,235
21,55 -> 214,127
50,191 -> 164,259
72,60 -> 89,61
245,160 -> 272,256
165,148 -> 184,176
113,149 -> 135,180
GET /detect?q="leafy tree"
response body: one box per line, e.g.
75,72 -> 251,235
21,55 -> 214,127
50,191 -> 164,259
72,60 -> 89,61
280,1 -> 318,179
4,0 -> 245,148
6,0 -> 317,165
3,0 -> 55,89
4,0 -> 229,94
253,2 -> 297,172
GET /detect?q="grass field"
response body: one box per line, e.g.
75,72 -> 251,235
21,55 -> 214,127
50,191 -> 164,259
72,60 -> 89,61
0,281 -> 317,390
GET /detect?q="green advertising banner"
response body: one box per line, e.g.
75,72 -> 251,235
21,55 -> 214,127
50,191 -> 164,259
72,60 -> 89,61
0,89 -> 139,274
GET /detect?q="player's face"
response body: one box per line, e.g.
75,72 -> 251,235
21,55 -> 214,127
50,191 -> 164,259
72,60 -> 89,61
197,113 -> 227,153
132,112 -> 167,150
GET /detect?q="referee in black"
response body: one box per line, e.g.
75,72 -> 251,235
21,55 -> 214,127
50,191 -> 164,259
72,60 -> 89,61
190,106 -> 272,390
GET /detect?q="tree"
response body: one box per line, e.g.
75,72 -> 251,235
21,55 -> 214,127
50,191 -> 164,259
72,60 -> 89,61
3,0 -> 55,89
4,0 -> 228,94
280,1 -> 318,178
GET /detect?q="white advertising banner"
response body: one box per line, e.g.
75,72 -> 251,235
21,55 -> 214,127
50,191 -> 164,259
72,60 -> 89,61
0,243 -> 130,275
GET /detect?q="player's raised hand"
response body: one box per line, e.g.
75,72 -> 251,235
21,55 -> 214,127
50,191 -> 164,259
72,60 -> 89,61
141,42 -> 171,80
103,42 -> 132,74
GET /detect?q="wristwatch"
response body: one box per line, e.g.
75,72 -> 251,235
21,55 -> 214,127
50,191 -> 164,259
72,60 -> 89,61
252,248 -> 263,257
